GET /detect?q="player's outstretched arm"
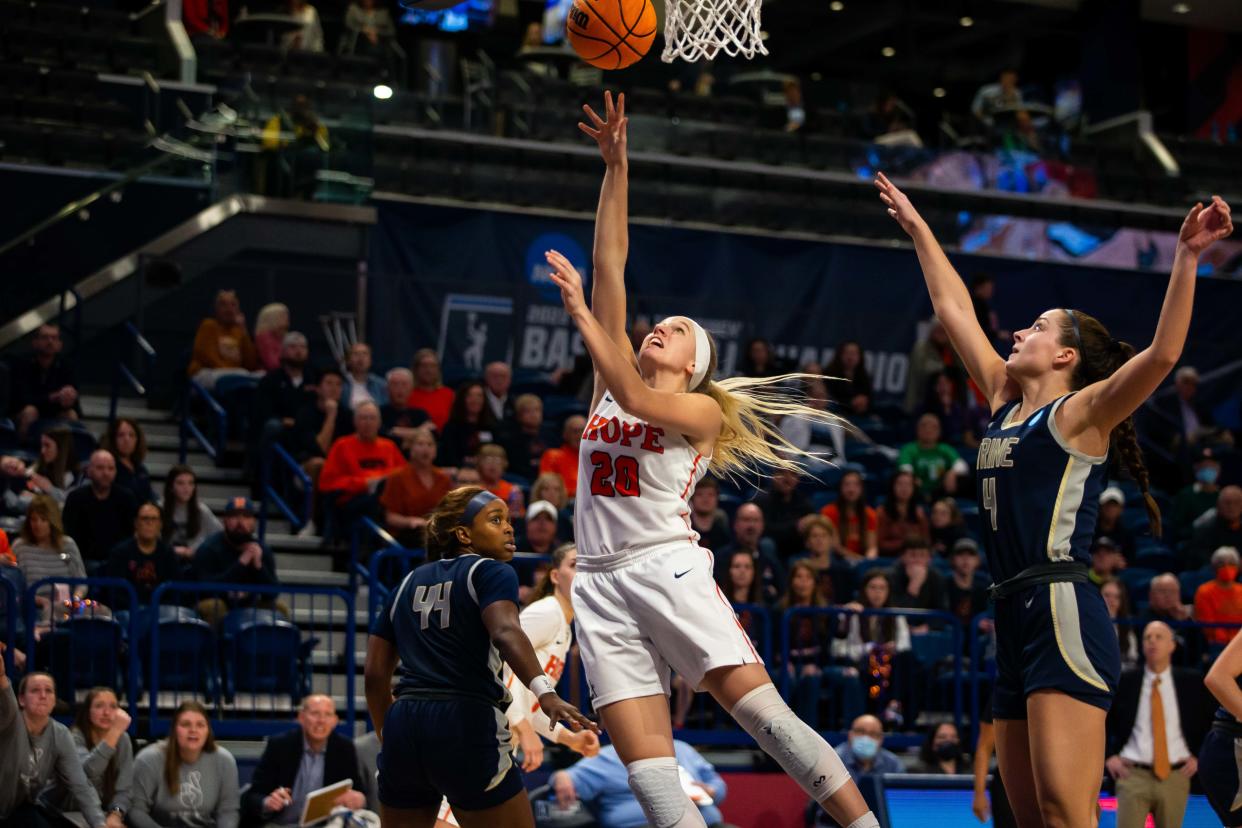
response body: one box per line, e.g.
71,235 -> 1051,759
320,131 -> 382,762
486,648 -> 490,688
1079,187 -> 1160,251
580,92 -> 631,348
482,600 -> 598,735
875,172 -> 1011,412
1065,197 -> 1232,437
1206,617 -> 1242,722
364,635 -> 399,743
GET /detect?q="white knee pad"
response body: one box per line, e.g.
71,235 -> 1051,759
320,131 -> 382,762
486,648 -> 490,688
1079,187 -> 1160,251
730,684 -> 853,803
626,757 -> 708,828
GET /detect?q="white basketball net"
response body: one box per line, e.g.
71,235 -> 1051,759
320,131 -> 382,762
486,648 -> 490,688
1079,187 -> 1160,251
661,0 -> 768,63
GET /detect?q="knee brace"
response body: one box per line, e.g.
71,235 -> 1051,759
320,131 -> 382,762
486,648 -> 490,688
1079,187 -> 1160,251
730,683 -> 853,803
626,757 -> 708,828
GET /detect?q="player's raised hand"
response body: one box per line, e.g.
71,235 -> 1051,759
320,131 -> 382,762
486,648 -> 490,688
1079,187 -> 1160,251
545,250 -> 588,317
580,91 -> 627,167
874,172 -> 926,238
1178,195 -> 1233,257
538,692 -> 599,735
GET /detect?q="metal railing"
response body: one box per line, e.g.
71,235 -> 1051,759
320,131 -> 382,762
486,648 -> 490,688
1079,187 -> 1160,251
259,443 -> 314,540
110,321 -> 158,425
180,379 -> 227,463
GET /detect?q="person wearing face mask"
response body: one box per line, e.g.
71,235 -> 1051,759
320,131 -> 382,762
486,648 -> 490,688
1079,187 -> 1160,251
1171,447 -> 1222,543
913,722 -> 969,774
1188,485 -> 1242,570
1193,546 -> 1242,647
834,715 -> 903,781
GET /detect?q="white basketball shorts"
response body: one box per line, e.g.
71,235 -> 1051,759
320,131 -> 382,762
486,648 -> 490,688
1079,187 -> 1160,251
572,542 -> 763,709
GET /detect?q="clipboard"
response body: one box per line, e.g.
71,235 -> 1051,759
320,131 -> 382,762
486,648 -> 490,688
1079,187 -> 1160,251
300,778 -> 353,826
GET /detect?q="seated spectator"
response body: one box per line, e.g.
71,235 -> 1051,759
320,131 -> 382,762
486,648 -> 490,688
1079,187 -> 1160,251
482,361 -> 515,423
106,503 -> 185,610
9,323 -> 79,439
1094,486 -> 1136,563
1140,573 -> 1201,669
905,318 -> 961,415
1172,446 -> 1222,543
689,476 -> 732,553
260,96 -> 330,199
1187,485 -> 1242,570
898,413 -> 967,498
378,368 -> 430,447
380,429 -> 452,548
187,289 -> 261,389
539,415 -> 586,498
889,536 -> 948,619
1,528 -> 12,565
407,349 -> 455,432
1089,536 -> 1126,587
436,382 -> 498,469
15,495 -> 88,619
877,470 -> 930,556
161,465 -> 223,558
752,468 -> 813,558
972,68 -> 1024,128
912,722 -> 969,774
25,427 -> 78,505
819,470 -> 878,561
530,471 -> 575,540
65,687 -> 134,825
192,497 -> 280,625
292,368 -> 352,485
130,701 -> 239,828
342,342 -> 387,411
721,549 -> 763,605
1194,546 -> 1242,647
282,0 -> 324,51
740,337 -> 782,378
928,497 -> 967,557
477,444 -> 525,517
1100,576 -> 1140,670
1150,366 -> 1221,460
0,669 -> 107,828
318,401 -> 405,533
714,503 -> 784,603
782,561 -> 863,730
253,303 -> 290,373
825,340 -> 872,416
792,515 -> 853,604
550,740 -> 727,828
922,371 -> 974,446
835,570 -> 913,721
183,0 -> 229,39
834,714 -> 903,780
520,500 -> 561,556
253,332 -> 315,458
242,694 -> 367,826
62,450 -> 138,573
946,537 -> 989,632
342,0 -> 395,56
101,418 -> 155,504
500,394 -> 547,481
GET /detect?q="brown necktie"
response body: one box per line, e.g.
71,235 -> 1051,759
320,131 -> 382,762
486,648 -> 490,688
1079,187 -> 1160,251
1152,675 -> 1171,780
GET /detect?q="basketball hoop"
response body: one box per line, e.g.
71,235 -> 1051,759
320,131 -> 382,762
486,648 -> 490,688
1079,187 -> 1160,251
661,0 -> 767,63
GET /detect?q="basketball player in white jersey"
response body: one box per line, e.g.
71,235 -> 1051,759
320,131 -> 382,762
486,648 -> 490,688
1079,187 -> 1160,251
537,92 -> 880,828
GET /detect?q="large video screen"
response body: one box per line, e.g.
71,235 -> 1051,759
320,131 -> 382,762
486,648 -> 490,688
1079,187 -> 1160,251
399,0 -> 494,34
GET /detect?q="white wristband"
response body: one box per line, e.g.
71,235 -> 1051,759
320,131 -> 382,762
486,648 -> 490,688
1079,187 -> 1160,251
529,674 -> 556,698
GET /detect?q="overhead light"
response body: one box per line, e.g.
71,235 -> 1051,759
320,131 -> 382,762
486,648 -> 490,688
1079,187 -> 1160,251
959,15 -> 973,26
373,84 -> 393,100
1172,2 -> 1190,12
760,29 -> 770,40
933,87 -> 946,98
881,46 -> 896,57
829,0 -> 844,10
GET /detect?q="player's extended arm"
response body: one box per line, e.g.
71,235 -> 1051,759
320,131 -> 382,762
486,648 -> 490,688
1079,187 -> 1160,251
364,635 -> 399,742
482,600 -> 597,734
875,172 -> 1011,412
1063,197 -> 1232,439
581,92 -> 632,357
1206,621 -> 1242,722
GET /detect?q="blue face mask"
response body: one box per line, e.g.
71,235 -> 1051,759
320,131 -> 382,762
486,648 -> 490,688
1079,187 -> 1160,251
850,735 -> 879,761
1197,466 -> 1220,485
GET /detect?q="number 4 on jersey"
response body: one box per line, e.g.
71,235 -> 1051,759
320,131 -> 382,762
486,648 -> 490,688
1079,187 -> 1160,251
412,581 -> 452,629
981,477 -> 998,531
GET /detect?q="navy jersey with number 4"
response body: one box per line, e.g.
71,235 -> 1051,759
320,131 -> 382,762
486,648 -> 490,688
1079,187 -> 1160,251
975,393 -> 1109,583
371,554 -> 518,709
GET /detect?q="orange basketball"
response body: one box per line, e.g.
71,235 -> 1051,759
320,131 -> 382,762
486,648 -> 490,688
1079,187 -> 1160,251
565,0 -> 657,70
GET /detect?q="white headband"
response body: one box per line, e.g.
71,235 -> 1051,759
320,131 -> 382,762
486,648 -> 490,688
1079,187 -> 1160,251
689,320 -> 710,390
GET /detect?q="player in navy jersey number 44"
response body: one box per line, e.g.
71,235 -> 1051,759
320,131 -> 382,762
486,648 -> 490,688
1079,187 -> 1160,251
364,486 -> 596,828
1202,623 -> 1242,826
876,172 -> 1232,828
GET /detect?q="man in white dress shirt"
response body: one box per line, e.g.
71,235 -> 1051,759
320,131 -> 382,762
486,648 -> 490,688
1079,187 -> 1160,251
1104,621 -> 1212,828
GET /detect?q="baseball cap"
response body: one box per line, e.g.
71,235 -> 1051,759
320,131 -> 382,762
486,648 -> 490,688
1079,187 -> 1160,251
223,496 -> 256,516
951,537 -> 979,555
527,500 -> 558,523
1099,487 -> 1124,506
1092,536 -> 1119,552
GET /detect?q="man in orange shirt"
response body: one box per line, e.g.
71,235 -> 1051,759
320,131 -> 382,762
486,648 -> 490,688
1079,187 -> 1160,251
1194,546 -> 1242,646
187,289 -> 260,388
405,349 -> 455,431
319,401 -> 405,549
539,415 -> 586,498
477,443 -> 525,518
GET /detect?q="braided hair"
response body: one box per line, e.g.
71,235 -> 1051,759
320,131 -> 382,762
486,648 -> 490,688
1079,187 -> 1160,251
1059,310 -> 1162,537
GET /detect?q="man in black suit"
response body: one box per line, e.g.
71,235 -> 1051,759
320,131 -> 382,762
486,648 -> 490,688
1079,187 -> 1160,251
243,694 -> 368,826
1104,621 -> 1213,828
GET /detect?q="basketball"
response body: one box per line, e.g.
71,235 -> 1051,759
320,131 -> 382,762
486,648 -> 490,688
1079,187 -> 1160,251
565,0 -> 657,71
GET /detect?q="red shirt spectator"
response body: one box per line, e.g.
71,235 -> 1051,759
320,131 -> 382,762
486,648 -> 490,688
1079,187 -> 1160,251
1194,547 -> 1242,646
819,470 -> 878,559
184,0 -> 229,38
539,415 -> 585,499
407,348 -> 455,430
380,431 -> 453,536
319,404 -> 405,501
0,529 -> 13,565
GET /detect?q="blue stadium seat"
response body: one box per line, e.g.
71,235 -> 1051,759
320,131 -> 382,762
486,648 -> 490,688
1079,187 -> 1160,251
151,618 -> 219,703
44,617 -> 124,699
910,629 -> 955,668
1178,568 -> 1213,604
224,616 -> 314,703
1119,567 -> 1157,603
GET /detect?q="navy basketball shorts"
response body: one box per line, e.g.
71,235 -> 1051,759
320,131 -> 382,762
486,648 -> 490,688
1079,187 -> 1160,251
377,697 -> 524,812
1199,727 -> 1242,826
992,580 -> 1120,720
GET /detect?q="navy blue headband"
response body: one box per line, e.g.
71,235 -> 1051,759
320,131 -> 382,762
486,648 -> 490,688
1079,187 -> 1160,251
1063,309 -> 1083,353
459,490 -> 501,525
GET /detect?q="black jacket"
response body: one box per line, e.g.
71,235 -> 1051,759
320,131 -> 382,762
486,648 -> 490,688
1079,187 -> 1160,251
1105,666 -> 1213,760
242,727 -> 367,826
